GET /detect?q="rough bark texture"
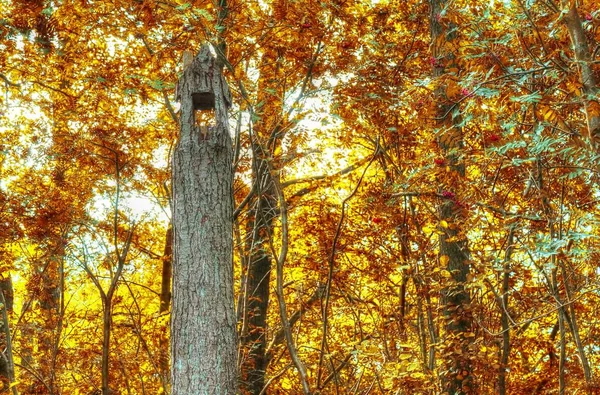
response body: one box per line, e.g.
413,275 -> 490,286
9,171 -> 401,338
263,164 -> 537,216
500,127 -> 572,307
0,276 -> 13,313
159,224 -> 172,382
0,276 -> 15,394
430,1 -> 474,393
498,229 -> 515,395
239,151 -> 277,395
239,47 -> 283,395
38,245 -> 64,395
563,1 -> 600,150
171,44 -> 237,395
160,225 -> 173,314
240,241 -> 272,394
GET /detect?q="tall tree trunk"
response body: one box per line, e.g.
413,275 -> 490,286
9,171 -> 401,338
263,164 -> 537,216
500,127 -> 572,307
159,224 -> 172,383
37,242 -> 64,395
562,1 -> 600,150
239,204 -> 273,394
171,44 -> 237,394
0,276 -> 13,313
239,148 -> 279,394
101,297 -> 113,395
239,46 -> 283,395
553,267 -> 567,395
429,1 -> 474,393
498,228 -> 515,395
160,225 -> 173,314
0,276 -> 16,395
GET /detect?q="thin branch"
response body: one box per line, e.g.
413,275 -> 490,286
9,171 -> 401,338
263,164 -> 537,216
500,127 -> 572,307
258,364 -> 292,395
233,182 -> 257,219
282,156 -> 371,189
475,289 -> 590,337
268,157 -> 311,394
162,91 -> 178,125
0,73 -> 20,88
390,190 -> 544,221
31,80 -> 77,99
265,283 -> 326,364
317,143 -> 379,388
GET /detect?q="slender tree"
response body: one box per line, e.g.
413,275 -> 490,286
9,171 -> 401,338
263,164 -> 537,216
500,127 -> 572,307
430,1 -> 474,393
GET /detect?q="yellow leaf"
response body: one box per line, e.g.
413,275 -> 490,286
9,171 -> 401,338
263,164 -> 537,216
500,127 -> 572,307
589,101 -> 600,118
440,220 -> 449,228
440,255 -> 449,265
422,224 -> 434,233
383,375 -> 395,387
440,270 -> 451,278
399,353 -> 413,360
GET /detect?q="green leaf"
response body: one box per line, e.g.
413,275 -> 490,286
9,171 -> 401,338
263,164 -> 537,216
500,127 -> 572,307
251,112 -> 261,123
475,87 -> 499,98
489,140 -> 526,155
195,9 -> 214,21
511,91 -> 542,104
149,79 -> 165,90
176,3 -> 191,11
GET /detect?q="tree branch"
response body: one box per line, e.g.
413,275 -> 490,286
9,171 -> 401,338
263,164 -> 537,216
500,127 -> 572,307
0,73 -> 20,88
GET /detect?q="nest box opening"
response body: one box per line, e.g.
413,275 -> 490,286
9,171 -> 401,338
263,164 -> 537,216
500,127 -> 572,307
193,92 -> 215,111
195,107 -> 215,124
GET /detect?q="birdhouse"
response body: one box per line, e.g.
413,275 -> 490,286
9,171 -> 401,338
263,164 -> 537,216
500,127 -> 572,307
192,91 -> 215,111
175,44 -> 232,142
176,45 -> 231,108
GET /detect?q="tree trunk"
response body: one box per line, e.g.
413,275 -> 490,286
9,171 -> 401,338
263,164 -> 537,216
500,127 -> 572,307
239,46 -> 284,395
429,1 -> 474,393
239,149 -> 278,394
160,225 -> 173,314
101,297 -> 113,395
240,245 -> 272,394
0,276 -> 13,313
562,1 -> 600,150
0,277 -> 16,395
171,44 -> 237,394
159,224 -> 172,383
498,229 -> 515,395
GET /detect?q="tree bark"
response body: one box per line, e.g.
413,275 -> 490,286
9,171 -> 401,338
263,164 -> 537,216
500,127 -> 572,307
239,149 -> 277,395
0,278 -> 17,395
239,46 -> 284,395
498,228 -> 515,395
159,224 -> 173,383
171,44 -> 237,394
562,1 -> 600,150
429,1 -> 474,393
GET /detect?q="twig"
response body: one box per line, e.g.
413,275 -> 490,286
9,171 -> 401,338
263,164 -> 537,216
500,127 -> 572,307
0,73 -> 20,88
269,158 -> 311,394
316,143 -> 379,388
258,364 -> 292,395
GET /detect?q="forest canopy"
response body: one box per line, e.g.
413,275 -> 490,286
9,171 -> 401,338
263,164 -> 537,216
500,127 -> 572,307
1,0 -> 600,394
